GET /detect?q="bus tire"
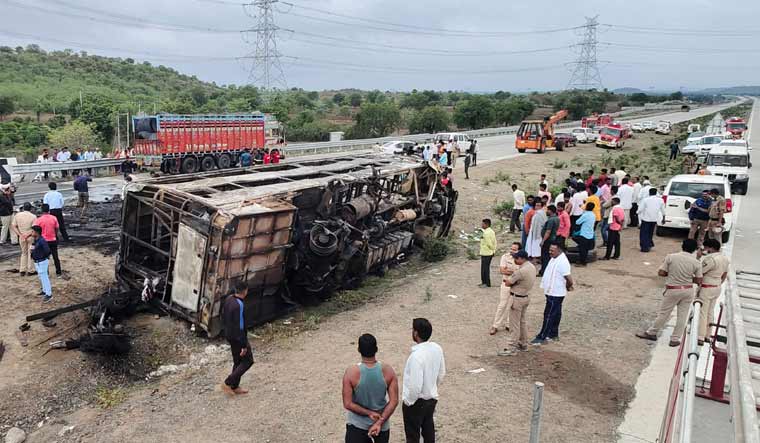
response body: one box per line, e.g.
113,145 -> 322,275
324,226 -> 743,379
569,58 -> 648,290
217,153 -> 232,169
180,156 -> 199,174
200,155 -> 216,172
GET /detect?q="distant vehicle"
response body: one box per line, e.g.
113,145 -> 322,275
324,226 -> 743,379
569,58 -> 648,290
686,131 -> 705,145
681,105 -> 691,112
571,127 -> 598,143
688,124 -> 701,133
433,132 -> 471,148
622,123 -> 634,137
581,113 -> 613,130
515,110 -> 569,153
642,121 -> 656,131
655,121 -> 672,135
695,134 -> 727,156
381,140 -> 418,155
553,132 -> 577,147
631,123 -> 645,133
706,144 -> 751,195
596,124 -> 628,149
131,113 -> 281,174
725,117 -> 747,139
659,174 -> 733,243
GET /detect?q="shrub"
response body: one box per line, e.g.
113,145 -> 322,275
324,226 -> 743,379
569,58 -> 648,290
493,200 -> 514,218
422,238 -> 450,262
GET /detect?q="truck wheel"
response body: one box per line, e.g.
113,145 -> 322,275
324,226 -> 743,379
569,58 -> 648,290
180,156 -> 199,174
722,230 -> 730,243
200,155 -> 216,171
517,148 -> 526,153
217,153 -> 232,169
738,184 -> 748,195
555,141 -> 564,152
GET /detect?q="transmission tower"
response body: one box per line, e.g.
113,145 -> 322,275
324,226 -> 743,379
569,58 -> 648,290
567,16 -> 603,90
244,0 -> 286,91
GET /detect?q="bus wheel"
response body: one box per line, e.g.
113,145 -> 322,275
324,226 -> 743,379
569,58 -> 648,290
217,153 -> 232,169
180,156 -> 199,174
200,155 -> 216,172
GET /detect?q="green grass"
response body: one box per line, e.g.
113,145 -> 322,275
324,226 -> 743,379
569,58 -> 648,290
422,238 -> 451,262
493,200 -> 514,218
94,387 -> 127,409
424,286 -> 433,302
483,171 -> 511,186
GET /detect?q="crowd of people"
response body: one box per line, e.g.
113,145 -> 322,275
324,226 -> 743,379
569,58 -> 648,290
421,138 -> 478,180
33,146 -> 105,181
239,147 -> 282,167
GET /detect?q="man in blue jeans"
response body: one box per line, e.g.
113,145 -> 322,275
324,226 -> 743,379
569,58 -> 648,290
30,225 -> 52,302
532,243 -> 574,345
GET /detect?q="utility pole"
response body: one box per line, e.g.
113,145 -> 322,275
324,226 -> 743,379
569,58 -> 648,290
567,16 -> 603,90
244,0 -> 287,92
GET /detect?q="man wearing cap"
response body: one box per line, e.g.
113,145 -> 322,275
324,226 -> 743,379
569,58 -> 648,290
636,239 -> 703,347
706,188 -> 727,242
498,249 -> 537,356
489,242 -> 521,336
696,239 -> 729,345
688,190 -> 712,248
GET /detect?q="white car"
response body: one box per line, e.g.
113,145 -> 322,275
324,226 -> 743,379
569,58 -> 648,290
381,140 -> 417,155
686,131 -> 705,146
688,124 -> 701,133
655,121 -> 672,135
571,127 -> 598,143
631,123 -> 644,133
658,174 -> 734,243
642,121 -> 656,131
694,134 -> 726,156
433,132 -> 471,148
707,144 -> 751,195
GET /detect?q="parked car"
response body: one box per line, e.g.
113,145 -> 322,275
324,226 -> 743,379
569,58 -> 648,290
695,134 -> 727,156
686,131 -> 705,146
655,121 -> 672,135
381,140 -> 418,155
706,144 -> 751,195
642,121 -> 656,131
687,124 -> 701,133
658,174 -> 733,243
631,123 -> 645,133
433,132 -> 471,148
571,127 -> 598,143
553,132 -> 577,147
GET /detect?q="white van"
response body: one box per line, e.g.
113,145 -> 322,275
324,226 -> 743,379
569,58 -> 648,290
433,132 -> 471,148
571,127 -> 598,143
659,174 -> 734,243
706,144 -> 751,195
694,134 -> 727,156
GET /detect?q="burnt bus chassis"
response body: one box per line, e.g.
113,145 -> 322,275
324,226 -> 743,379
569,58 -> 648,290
116,153 -> 457,337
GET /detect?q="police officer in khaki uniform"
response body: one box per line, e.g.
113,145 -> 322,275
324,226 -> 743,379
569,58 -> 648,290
706,188 -> 727,242
489,242 -> 521,336
498,250 -> 537,356
637,239 -> 703,347
697,238 -> 729,344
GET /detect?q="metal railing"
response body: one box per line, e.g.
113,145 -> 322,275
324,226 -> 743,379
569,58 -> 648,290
728,271 -> 760,443
679,300 -> 702,443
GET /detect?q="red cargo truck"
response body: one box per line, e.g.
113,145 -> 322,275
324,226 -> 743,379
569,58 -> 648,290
581,113 -> 612,129
725,117 -> 747,139
131,113 -> 274,174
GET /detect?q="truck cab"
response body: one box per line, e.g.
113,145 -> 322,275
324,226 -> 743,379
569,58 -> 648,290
725,117 -> 747,139
706,144 -> 751,195
596,124 -> 627,149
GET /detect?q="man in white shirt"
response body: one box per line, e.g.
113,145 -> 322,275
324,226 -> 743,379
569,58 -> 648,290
637,187 -> 665,252
43,182 -> 70,241
615,178 -> 634,228
569,185 -> 588,231
510,184 -> 526,233
403,318 -> 445,443
614,168 -> 626,183
532,243 -> 574,345
630,176 -> 642,227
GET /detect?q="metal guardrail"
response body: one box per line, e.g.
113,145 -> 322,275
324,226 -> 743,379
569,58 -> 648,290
4,158 -> 125,176
728,271 -> 760,443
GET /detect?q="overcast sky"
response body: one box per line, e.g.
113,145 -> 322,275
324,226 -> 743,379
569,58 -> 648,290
2,0 -> 759,92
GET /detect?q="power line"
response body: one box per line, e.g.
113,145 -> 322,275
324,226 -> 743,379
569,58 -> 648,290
567,16 -> 603,90
279,0 -> 582,36
1,0 -> 244,33
602,23 -> 760,37
601,42 -> 760,54
244,0 -> 287,90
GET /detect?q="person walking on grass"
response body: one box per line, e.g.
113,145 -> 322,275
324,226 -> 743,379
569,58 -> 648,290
343,334 -> 399,443
73,171 -> 92,218
498,250 -> 537,356
403,318 -> 445,443
29,225 -> 52,302
636,239 -> 702,347
490,241 -> 521,336
670,139 -> 680,161
638,187 -> 665,252
221,281 -> 254,395
602,197 -> 625,260
532,243 -> 574,345
479,219 -> 497,288
11,202 -> 37,276
510,184 -> 525,233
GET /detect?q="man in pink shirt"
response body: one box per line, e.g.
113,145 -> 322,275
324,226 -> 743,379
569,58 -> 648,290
600,179 -> 612,203
603,197 -> 625,260
556,201 -> 571,250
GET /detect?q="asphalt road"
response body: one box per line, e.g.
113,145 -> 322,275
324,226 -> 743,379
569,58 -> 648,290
728,97 -> 758,272
472,101 -> 744,163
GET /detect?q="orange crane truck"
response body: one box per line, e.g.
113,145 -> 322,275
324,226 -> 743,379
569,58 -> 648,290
515,110 -> 569,154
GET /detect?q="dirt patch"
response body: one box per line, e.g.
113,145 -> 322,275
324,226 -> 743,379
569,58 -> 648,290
485,349 -> 635,416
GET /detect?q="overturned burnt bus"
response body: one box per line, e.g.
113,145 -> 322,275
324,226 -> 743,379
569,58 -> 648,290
116,153 -> 457,336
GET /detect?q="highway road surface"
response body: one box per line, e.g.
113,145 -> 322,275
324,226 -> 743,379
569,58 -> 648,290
11,101 -> 743,203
